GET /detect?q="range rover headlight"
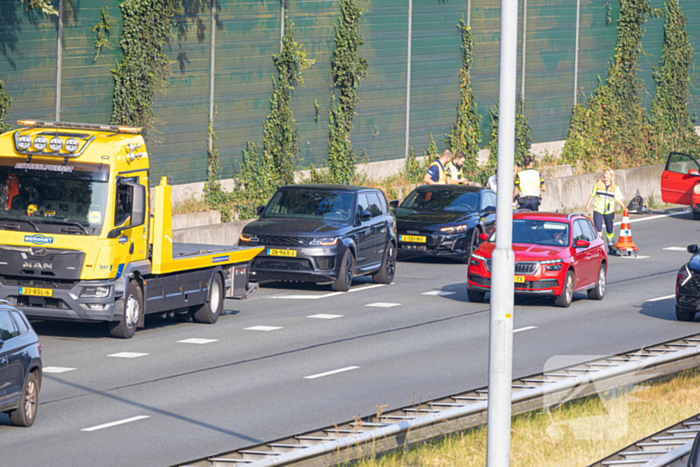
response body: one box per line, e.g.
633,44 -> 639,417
239,232 -> 259,243
310,237 -> 338,246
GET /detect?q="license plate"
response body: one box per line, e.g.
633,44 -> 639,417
268,249 -> 297,257
20,287 -> 53,297
400,235 -> 426,243
514,276 -> 526,283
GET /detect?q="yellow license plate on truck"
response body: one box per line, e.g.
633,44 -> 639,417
20,287 -> 53,297
514,276 -> 525,283
400,235 -> 426,243
268,249 -> 297,257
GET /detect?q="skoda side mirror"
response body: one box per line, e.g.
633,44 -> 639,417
689,244 -> 699,254
256,205 -> 266,217
389,200 -> 399,209
479,232 -> 489,242
575,239 -> 590,248
359,211 -> 372,222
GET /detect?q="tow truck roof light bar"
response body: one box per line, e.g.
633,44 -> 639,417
16,120 -> 142,135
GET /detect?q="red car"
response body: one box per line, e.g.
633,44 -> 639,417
661,152 -> 700,219
467,212 -> 608,307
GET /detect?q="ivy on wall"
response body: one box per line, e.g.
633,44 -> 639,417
649,0 -> 700,155
327,0 -> 368,184
487,95 -> 532,169
20,0 -> 57,15
110,0 -> 182,135
562,0 -> 659,172
0,75 -> 12,133
93,6 -> 115,61
446,17 -> 482,177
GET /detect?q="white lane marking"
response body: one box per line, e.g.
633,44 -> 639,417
422,291 -> 456,296
304,366 -> 360,380
43,367 -> 76,374
245,326 -> 283,332
107,352 -> 148,359
646,294 -> 675,302
269,284 -> 386,300
616,255 -> 650,259
664,247 -> 688,251
307,314 -> 344,319
177,338 -> 219,345
81,415 -> 150,432
613,211 -> 687,226
513,326 -> 538,333
365,302 -> 401,308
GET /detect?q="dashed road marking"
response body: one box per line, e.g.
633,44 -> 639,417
43,367 -> 76,374
616,255 -> 650,259
304,366 -> 360,380
81,415 -> 150,432
664,247 -> 688,251
307,314 -> 344,319
613,211 -> 688,226
365,302 -> 401,308
646,294 -> 675,302
269,284 -> 386,300
245,326 -> 283,332
513,326 -> 537,333
107,352 -> 148,359
177,338 -> 219,345
422,291 -> 456,296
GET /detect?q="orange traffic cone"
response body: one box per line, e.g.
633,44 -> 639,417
614,207 -> 639,257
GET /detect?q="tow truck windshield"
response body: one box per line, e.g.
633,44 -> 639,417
0,160 -> 109,235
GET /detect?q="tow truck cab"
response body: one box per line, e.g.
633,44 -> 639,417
661,152 -> 700,219
0,120 -> 263,338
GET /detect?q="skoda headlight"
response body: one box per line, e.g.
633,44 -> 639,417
81,286 -> 111,298
310,237 -> 338,246
679,264 -> 693,287
541,258 -> 563,271
33,135 -> 47,151
440,225 -> 468,234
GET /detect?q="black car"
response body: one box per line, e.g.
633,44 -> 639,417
393,185 -> 497,262
239,184 -> 397,291
0,302 -> 42,427
675,244 -> 700,321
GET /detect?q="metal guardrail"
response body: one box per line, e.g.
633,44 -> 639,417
588,413 -> 699,467
179,333 -> 700,467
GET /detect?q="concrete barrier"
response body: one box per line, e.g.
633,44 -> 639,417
172,219 -> 255,246
540,164 -> 664,212
172,210 -> 221,230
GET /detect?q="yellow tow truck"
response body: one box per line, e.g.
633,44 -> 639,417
0,120 -> 263,338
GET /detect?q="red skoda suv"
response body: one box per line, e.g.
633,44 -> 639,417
467,212 -> 608,307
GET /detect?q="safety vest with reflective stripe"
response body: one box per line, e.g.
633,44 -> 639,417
591,179 -> 621,215
446,162 -> 462,181
428,160 -> 447,184
516,169 -> 542,197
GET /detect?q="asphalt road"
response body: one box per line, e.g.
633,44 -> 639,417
1,208 -> 699,467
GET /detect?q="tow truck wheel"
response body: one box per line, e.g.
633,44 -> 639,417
109,280 -> 142,339
554,270 -> 575,308
192,273 -> 223,324
588,263 -> 606,300
676,305 -> 697,322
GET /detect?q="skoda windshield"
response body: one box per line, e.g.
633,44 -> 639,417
264,189 -> 355,223
0,160 -> 110,235
401,189 -> 479,212
489,219 -> 570,247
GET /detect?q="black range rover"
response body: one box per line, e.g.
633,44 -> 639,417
239,185 -> 397,291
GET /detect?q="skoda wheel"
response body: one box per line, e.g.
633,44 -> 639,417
193,273 -> 224,324
332,250 -> 355,292
372,243 -> 396,285
109,279 -> 142,338
555,270 -> 575,308
467,289 -> 486,303
10,372 -> 39,427
588,263 -> 606,300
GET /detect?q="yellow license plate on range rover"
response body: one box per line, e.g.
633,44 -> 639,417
19,287 -> 53,297
514,276 -> 526,284
268,249 -> 297,257
400,235 -> 426,243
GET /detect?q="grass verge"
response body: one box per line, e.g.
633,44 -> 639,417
351,369 -> 700,467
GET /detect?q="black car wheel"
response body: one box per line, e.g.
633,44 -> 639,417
109,279 -> 142,339
676,304 -> 697,322
332,250 -> 355,292
372,243 -> 396,285
10,371 -> 38,427
467,289 -> 486,303
192,273 -> 224,324
465,227 -> 483,263
554,270 -> 575,308
693,210 -> 700,221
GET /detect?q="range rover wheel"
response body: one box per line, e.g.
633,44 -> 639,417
192,273 -> 223,324
332,250 -> 354,292
372,243 -> 396,285
554,270 -> 575,308
676,305 -> 697,322
109,279 -> 142,339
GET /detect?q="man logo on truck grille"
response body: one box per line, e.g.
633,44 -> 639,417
24,235 -> 54,245
22,261 -> 52,270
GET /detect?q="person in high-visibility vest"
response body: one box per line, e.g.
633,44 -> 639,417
445,151 -> 479,186
513,156 -> 545,211
423,149 -> 452,185
585,168 -> 625,255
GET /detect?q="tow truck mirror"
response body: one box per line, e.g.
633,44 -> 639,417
688,244 -> 699,254
256,205 -> 265,217
107,182 -> 146,238
389,200 -> 399,209
575,239 -> 590,248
